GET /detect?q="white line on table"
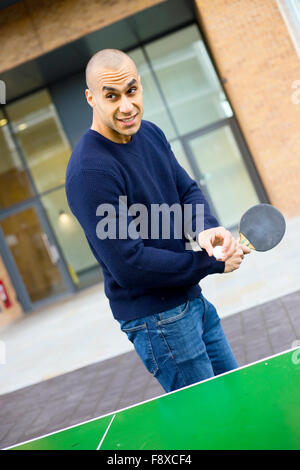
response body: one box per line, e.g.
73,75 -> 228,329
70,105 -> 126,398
96,413 -> 116,450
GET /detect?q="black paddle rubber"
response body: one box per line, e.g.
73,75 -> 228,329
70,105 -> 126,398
239,203 -> 286,251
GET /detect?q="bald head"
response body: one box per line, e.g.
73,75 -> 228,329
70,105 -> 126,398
85,48 -> 143,143
85,49 -> 137,91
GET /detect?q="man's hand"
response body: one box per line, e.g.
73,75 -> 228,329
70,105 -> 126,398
197,227 -> 237,261
224,245 -> 244,273
224,242 -> 251,273
240,244 -> 251,255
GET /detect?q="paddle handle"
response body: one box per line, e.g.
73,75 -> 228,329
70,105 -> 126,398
239,232 -> 255,250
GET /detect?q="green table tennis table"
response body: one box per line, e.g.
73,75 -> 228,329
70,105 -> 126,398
5,348 -> 300,450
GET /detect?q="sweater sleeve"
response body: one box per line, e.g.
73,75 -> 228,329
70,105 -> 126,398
66,169 -> 224,290
152,123 -> 221,239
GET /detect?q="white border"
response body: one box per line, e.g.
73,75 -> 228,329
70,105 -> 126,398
277,0 -> 300,59
3,346 -> 300,450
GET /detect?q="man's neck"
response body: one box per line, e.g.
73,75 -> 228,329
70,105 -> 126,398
91,121 -> 131,144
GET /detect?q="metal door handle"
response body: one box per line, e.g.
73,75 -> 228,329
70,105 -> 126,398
41,233 -> 60,264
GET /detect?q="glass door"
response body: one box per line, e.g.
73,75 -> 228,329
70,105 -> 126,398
0,202 -> 69,306
132,24 -> 266,228
182,120 -> 263,228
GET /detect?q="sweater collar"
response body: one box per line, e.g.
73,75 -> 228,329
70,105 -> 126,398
87,127 -> 138,148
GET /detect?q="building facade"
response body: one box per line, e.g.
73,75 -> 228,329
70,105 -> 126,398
0,0 -> 299,321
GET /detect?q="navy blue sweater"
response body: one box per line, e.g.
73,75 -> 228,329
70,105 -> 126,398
65,120 -> 225,320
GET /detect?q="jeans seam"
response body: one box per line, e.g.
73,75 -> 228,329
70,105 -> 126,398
122,323 -> 146,332
145,325 -> 159,375
157,323 -> 187,387
158,300 -> 190,326
201,296 -> 207,326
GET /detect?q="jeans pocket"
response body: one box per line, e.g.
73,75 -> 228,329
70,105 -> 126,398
158,300 -> 190,325
121,323 -> 158,375
157,298 -> 206,362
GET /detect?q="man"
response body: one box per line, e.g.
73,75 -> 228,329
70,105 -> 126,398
66,49 -> 250,393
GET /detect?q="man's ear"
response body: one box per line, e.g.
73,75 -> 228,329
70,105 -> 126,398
85,88 -> 95,108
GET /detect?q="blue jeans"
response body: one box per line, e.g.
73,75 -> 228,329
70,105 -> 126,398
118,294 -> 238,393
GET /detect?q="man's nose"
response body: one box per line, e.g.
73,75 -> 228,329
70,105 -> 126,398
119,95 -> 134,114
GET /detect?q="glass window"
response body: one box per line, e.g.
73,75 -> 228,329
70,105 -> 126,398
0,110 -> 34,209
169,139 -> 196,179
129,48 -> 177,141
41,188 -> 103,288
188,126 -> 260,227
6,90 -> 71,193
145,25 -> 233,136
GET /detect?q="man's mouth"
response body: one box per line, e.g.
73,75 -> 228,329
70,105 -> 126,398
116,114 -> 138,126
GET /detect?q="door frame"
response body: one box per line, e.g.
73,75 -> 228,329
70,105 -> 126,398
0,198 -> 76,312
178,116 -> 269,228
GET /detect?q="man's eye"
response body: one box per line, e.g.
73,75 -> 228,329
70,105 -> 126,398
107,94 -> 116,99
127,87 -> 137,94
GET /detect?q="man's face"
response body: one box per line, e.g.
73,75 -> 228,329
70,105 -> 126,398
86,59 -> 144,143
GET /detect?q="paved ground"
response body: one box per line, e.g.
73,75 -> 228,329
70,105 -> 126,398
1,289 -> 299,449
1,217 -> 299,396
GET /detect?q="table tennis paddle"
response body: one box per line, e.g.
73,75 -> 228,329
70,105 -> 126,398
213,203 -> 286,259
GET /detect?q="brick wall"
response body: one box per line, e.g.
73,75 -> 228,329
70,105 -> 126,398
0,0 -> 164,73
195,0 -> 300,218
